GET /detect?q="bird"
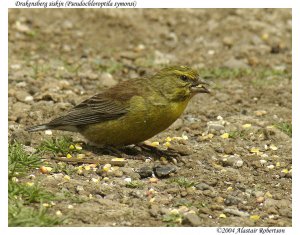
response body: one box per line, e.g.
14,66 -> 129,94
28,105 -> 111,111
26,66 -> 210,147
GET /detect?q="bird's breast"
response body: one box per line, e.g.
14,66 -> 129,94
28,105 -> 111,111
80,96 -> 190,146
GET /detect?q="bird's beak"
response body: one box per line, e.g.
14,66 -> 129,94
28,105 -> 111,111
191,78 -> 210,94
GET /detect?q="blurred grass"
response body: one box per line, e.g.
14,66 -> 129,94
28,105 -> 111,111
168,177 -> 195,188
8,142 -> 64,227
198,67 -> 291,80
275,122 -> 292,137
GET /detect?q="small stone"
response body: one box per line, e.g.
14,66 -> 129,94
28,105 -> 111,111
76,185 -> 84,192
224,195 -> 241,206
15,21 -> 30,32
136,166 -> 153,178
264,198 -> 277,207
154,165 -> 177,178
55,210 -> 62,217
222,155 -> 243,168
182,213 -> 202,226
100,73 -> 117,87
149,205 -> 160,218
168,144 -> 192,156
112,170 -> 123,177
195,182 -> 212,191
124,177 -> 132,183
279,208 -> 292,218
224,144 -> 235,155
207,122 -> 225,132
203,189 -> 217,198
15,91 -> 33,102
273,193 -> 283,200
224,208 -> 249,217
210,204 -> 224,210
62,44 -> 71,52
223,37 -> 234,47
62,20 -> 73,29
223,58 -> 249,69
265,191 -> 273,198
181,191 -> 188,197
254,110 -> 267,116
215,196 -> 224,204
198,207 -> 210,214
256,196 -> 265,203
10,64 -> 21,70
149,177 -> 158,183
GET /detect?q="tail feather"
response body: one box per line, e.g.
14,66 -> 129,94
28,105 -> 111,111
25,124 -> 49,132
26,124 -> 79,132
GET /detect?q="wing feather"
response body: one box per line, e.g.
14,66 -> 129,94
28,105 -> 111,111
46,78 -> 147,128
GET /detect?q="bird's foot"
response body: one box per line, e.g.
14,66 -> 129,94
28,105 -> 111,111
136,143 -> 187,164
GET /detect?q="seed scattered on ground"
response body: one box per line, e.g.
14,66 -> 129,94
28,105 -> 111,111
221,133 -> 229,139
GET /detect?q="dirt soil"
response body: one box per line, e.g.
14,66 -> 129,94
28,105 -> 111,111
8,9 -> 292,226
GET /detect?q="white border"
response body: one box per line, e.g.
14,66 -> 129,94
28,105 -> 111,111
2,1 -> 299,235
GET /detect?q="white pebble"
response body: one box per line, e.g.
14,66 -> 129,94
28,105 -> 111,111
45,130 -> 52,135
124,177 -> 132,183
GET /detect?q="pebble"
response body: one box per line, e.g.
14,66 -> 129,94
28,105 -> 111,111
168,144 -> 192,156
12,102 -> 31,115
153,165 -> 177,178
215,196 -> 224,204
195,182 -> 212,191
223,58 -> 249,69
15,91 -> 31,102
153,50 -> 174,65
273,193 -> 283,200
224,208 -> 249,217
210,204 -> 224,210
15,21 -> 30,32
224,144 -> 235,155
254,110 -> 267,116
207,121 -> 225,132
149,205 -> 160,218
203,189 -> 217,198
224,195 -> 241,206
279,208 -> 292,218
100,73 -> 117,87
76,185 -> 84,192
223,36 -> 234,47
149,177 -> 159,183
121,167 -> 141,180
222,155 -> 244,168
256,196 -> 265,203
124,177 -> 132,183
136,166 -> 153,178
62,20 -> 73,29
182,213 -> 202,226
198,207 -> 210,214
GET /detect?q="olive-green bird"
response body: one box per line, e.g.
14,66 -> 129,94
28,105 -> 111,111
26,66 -> 210,146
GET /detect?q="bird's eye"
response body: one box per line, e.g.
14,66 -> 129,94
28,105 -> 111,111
180,75 -> 189,81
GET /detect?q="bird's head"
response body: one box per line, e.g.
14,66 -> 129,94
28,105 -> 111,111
153,65 -> 210,101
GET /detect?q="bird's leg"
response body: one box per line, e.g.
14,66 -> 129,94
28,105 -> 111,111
136,142 -> 186,164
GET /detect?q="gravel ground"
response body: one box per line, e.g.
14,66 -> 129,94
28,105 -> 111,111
8,9 -> 291,226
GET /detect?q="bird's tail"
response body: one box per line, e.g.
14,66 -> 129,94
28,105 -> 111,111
25,124 -> 49,132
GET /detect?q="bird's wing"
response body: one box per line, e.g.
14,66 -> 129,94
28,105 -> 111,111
46,78 -> 150,127
47,93 -> 129,127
